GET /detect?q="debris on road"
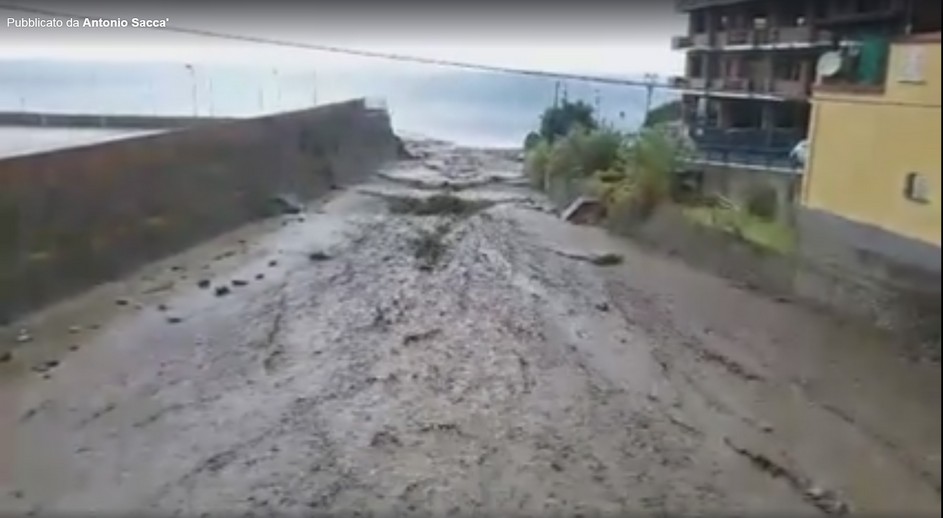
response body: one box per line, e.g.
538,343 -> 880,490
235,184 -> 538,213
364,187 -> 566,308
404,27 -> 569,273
31,360 -> 60,373
214,286 -> 231,297
15,328 -> 32,343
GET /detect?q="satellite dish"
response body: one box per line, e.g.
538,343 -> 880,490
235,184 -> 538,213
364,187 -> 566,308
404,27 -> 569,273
817,51 -> 844,78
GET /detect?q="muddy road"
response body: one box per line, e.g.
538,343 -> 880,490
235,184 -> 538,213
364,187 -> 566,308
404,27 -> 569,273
1,140 -> 940,516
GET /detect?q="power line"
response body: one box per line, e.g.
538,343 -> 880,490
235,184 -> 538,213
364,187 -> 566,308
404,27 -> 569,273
0,2 -> 672,91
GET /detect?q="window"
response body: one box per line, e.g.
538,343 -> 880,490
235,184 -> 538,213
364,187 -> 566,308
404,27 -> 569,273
904,172 -> 930,203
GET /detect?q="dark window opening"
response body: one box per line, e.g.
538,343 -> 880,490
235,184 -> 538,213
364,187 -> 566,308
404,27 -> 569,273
727,101 -> 763,128
690,56 -> 705,78
692,10 -> 707,33
773,59 -> 803,81
904,172 -> 930,203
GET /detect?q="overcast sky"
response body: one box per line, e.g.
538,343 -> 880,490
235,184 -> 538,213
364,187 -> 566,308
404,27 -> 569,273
0,1 -> 687,76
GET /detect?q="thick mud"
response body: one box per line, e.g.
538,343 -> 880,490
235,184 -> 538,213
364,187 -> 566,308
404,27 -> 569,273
1,140 -> 939,516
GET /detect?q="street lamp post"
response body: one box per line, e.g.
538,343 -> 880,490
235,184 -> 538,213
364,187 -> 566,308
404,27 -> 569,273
185,64 -> 197,117
643,73 -> 659,124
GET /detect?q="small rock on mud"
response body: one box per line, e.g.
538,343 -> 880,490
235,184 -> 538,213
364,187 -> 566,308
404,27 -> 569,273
214,286 -> 231,297
32,360 -> 59,373
0,350 -> 12,363
197,279 -> 211,289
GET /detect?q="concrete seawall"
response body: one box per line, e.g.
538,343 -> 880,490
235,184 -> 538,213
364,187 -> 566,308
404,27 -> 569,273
0,99 -> 397,320
0,111 -> 236,130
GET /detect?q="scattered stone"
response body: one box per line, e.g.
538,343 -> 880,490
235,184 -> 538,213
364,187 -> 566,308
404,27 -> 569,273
268,260 -> 278,267
68,344 -> 80,352
170,265 -> 184,272
0,350 -> 12,363
15,329 -> 32,343
166,316 -> 183,324
267,194 -> 303,215
197,279 -> 211,289
157,304 -> 168,312
232,279 -> 248,287
214,286 -> 231,297
595,302 -> 610,312
759,421 -> 775,433
590,253 -> 624,266
115,298 -> 130,306
11,490 -> 22,499
370,430 -> 402,448
68,325 -> 81,334
32,360 -> 59,373
255,273 -> 265,280
308,251 -> 331,261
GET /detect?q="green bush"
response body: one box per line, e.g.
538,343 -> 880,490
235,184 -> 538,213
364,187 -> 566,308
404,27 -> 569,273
523,131 -> 542,151
524,139 -> 551,188
579,129 -> 624,176
539,100 -> 598,143
545,131 -> 585,180
744,185 -> 779,221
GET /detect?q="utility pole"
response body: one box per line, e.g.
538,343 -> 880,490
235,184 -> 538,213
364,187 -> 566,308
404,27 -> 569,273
312,71 -> 318,106
272,68 -> 280,111
643,73 -> 658,125
186,64 -> 197,117
208,77 -> 215,117
553,81 -> 560,108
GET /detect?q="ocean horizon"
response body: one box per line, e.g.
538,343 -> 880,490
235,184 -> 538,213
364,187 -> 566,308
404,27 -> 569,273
0,59 -> 677,148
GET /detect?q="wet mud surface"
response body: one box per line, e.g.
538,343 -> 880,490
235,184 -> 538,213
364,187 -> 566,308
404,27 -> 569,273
1,140 -> 940,516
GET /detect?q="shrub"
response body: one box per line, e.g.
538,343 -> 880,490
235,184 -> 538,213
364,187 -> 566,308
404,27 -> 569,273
744,185 -> 779,221
578,129 -> 624,176
545,129 -> 586,180
539,100 -> 598,143
523,131 -> 542,151
524,139 -> 551,188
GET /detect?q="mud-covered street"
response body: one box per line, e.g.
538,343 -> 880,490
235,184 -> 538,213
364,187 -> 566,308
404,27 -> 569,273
1,140 -> 940,516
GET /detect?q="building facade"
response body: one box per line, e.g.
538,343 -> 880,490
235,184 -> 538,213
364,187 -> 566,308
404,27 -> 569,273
800,32 -> 940,262
672,0 -> 937,172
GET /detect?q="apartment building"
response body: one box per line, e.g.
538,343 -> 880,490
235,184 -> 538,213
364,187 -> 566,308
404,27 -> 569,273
672,0 -> 939,172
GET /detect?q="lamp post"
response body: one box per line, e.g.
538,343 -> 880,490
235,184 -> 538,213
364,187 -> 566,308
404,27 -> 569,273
185,64 -> 197,117
643,73 -> 659,123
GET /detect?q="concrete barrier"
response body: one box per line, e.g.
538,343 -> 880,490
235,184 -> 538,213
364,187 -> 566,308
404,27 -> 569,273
0,99 -> 397,321
607,204 -> 940,348
0,111 -> 236,129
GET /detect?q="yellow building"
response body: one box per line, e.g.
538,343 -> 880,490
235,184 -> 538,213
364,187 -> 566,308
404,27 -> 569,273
802,33 -> 941,248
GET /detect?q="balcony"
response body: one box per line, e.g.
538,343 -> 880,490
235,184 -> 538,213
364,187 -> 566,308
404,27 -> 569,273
687,126 -> 805,171
710,77 -> 752,93
675,0 -> 751,12
691,32 -> 712,48
817,6 -> 905,26
814,40 -> 891,95
766,26 -> 833,47
753,79 -> 809,99
672,35 -> 693,50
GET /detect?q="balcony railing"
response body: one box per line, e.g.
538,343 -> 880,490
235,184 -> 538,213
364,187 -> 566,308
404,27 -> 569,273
672,35 -> 693,50
687,126 -> 805,171
675,0 -> 748,11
